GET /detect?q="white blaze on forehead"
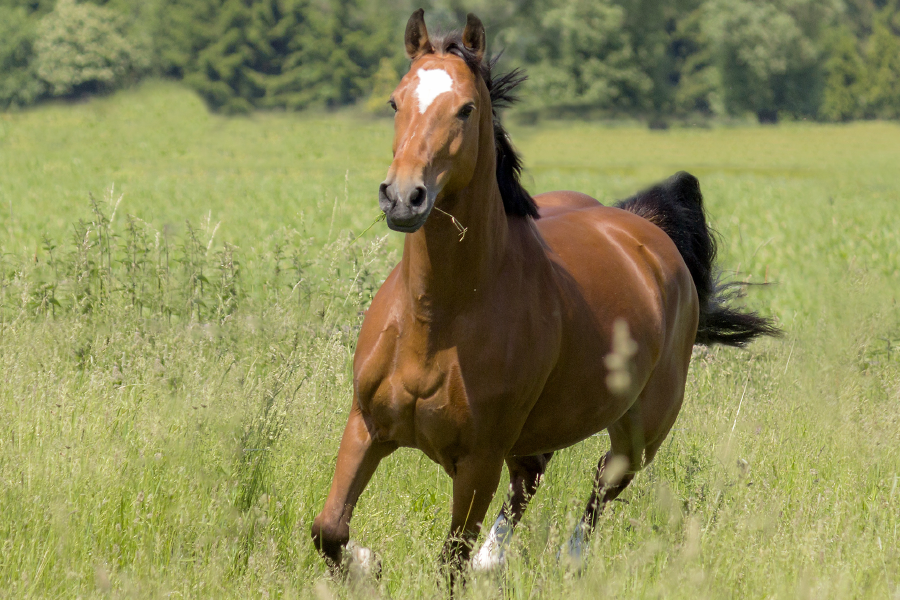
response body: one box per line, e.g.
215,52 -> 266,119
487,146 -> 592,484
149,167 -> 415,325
415,68 -> 453,113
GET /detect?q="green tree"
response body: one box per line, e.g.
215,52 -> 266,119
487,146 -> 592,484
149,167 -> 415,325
866,18 -> 900,118
842,0 -> 881,38
169,0 -> 396,113
820,27 -> 867,121
281,0 -> 394,108
512,0 -> 651,115
671,6 -> 721,117
34,0 -> 151,97
365,56 -> 400,114
0,6 -> 43,108
705,0 -> 833,122
184,0 -> 265,113
152,0 -> 220,79
0,0 -> 55,16
610,0 -> 709,122
421,0 -> 532,48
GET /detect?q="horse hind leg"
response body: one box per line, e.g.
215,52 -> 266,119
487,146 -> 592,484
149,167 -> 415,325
471,452 -> 554,571
564,359 -> 688,564
562,434 -> 641,565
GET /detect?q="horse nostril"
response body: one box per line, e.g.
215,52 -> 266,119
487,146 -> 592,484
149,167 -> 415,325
379,182 -> 390,199
410,186 -> 426,207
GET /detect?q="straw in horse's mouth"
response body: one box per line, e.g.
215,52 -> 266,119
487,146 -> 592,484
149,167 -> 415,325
432,206 -> 467,241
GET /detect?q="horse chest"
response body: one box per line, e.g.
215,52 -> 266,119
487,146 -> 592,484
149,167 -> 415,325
356,337 -> 472,462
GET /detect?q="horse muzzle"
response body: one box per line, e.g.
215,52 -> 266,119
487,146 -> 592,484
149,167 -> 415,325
379,181 -> 433,232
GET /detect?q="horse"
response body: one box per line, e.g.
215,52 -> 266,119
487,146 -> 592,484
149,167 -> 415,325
311,9 -> 780,579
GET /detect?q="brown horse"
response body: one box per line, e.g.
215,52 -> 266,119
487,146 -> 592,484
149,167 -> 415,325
311,9 -> 779,577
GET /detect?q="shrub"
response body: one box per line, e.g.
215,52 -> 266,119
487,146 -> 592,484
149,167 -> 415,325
162,0 -> 396,113
866,20 -> 900,119
820,28 -> 867,122
0,6 -> 44,109
33,0 -> 150,98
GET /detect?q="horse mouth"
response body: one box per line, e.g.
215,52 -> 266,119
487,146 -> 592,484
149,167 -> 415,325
382,191 -> 436,233
379,180 -> 439,233
385,213 -> 428,233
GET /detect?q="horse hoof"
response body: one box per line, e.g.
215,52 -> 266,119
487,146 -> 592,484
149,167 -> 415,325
559,548 -> 586,574
345,541 -> 382,580
471,545 -> 505,572
558,524 -> 588,573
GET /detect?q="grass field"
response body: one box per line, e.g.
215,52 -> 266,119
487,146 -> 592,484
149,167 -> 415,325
1,81 -> 899,598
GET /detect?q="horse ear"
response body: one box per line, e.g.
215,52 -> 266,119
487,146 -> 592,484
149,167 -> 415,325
405,9 -> 432,60
463,13 -> 486,63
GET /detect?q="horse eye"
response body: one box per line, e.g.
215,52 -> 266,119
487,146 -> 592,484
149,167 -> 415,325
388,99 -> 398,112
457,104 -> 475,120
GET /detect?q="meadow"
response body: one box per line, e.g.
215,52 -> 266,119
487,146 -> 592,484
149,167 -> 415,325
1,81 -> 898,599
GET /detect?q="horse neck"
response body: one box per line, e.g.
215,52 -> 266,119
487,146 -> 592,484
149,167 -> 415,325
400,128 -> 509,321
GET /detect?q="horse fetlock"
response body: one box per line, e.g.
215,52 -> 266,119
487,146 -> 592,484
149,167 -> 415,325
471,514 -> 511,572
310,515 -> 350,566
559,521 -> 589,572
471,542 -> 505,572
440,535 -> 473,571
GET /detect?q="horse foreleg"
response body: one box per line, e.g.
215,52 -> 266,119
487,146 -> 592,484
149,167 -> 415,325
311,407 -> 397,574
472,452 -> 554,571
441,453 -> 505,580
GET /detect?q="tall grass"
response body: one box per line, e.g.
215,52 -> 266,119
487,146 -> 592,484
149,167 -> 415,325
0,200 -> 395,598
0,82 -> 898,598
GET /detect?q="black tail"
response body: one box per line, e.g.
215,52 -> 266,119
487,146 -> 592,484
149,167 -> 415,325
616,171 -> 781,347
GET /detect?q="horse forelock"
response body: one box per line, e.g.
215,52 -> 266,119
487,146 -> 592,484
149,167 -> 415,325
424,32 -> 539,219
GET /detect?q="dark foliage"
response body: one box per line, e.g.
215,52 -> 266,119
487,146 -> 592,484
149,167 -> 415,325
152,0 -> 396,113
2,1 -> 900,122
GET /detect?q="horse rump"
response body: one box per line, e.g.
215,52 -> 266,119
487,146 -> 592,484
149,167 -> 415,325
615,171 -> 781,347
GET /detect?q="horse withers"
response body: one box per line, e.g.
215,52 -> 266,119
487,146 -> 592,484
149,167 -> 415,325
311,9 -> 779,578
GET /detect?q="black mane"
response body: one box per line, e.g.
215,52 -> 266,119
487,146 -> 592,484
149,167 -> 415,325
428,32 -> 539,219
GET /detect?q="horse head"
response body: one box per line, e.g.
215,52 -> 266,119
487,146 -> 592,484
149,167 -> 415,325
378,10 -> 490,233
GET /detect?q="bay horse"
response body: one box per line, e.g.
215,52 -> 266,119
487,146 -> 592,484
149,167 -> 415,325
311,9 -> 779,578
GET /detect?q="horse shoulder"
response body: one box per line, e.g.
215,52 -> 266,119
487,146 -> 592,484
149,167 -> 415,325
352,265 -> 454,452
353,266 -> 403,407
461,226 -> 564,403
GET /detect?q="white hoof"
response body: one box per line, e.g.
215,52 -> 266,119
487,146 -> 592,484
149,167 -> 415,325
559,522 -> 588,572
471,514 -> 511,572
471,540 -> 504,572
345,541 -> 381,580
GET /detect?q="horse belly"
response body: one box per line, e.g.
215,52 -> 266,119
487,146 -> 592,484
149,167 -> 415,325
509,355 -> 640,456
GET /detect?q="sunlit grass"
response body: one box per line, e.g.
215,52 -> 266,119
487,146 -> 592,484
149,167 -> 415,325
0,82 -> 898,598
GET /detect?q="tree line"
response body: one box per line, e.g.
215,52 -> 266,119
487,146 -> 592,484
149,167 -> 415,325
1,0 -> 899,123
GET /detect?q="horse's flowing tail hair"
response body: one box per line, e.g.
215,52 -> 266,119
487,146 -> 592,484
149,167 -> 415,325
616,172 -> 781,347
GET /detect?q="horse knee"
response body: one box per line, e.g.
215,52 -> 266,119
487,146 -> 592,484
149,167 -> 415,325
508,452 -> 553,490
311,512 -> 349,564
594,452 -> 636,499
